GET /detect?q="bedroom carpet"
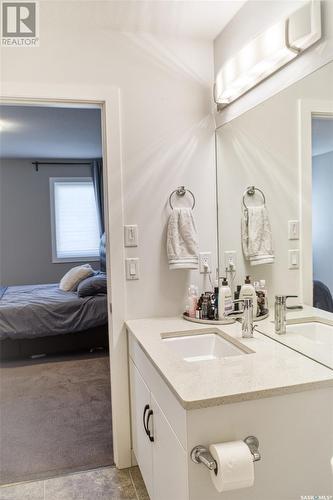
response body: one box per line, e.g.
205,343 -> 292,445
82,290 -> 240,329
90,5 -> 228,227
0,353 -> 114,485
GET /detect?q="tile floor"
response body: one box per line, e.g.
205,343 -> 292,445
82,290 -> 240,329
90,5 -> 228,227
0,466 -> 149,500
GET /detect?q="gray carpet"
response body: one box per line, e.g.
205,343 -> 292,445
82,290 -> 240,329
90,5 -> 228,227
0,353 -> 114,485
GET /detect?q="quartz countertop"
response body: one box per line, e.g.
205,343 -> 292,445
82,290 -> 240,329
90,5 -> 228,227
126,309 -> 333,410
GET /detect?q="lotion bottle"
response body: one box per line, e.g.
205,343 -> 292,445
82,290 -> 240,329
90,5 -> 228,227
218,278 -> 233,319
239,276 -> 257,318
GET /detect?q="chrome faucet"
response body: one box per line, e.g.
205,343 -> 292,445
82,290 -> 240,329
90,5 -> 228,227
274,295 -> 298,334
234,298 -> 254,338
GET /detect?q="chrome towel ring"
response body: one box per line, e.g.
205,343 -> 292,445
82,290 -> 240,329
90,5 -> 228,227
242,186 -> 266,210
169,186 -> 196,210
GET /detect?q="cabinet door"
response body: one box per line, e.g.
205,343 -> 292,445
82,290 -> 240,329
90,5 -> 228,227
129,360 -> 153,498
151,394 -> 188,500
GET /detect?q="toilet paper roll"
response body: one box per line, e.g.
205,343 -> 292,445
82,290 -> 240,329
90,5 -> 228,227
209,441 -> 254,492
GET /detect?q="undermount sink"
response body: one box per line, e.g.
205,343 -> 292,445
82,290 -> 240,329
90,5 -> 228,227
162,332 -> 248,362
286,321 -> 333,344
280,320 -> 333,368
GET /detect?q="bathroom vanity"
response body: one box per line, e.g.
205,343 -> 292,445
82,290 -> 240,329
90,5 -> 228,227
127,311 -> 333,500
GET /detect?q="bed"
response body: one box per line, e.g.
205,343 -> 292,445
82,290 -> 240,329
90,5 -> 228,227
0,235 -> 109,360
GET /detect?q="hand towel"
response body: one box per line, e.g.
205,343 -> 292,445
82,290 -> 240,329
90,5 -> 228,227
241,206 -> 274,266
167,208 -> 199,270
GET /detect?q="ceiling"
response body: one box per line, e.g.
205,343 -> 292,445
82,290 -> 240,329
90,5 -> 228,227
0,105 -> 102,159
312,117 -> 333,157
95,0 -> 246,40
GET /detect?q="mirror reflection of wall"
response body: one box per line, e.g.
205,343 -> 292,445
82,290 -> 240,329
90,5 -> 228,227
216,61 -> 333,306
312,116 -> 333,311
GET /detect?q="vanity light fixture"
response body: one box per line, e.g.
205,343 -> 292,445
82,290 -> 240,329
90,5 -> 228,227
214,0 -> 321,109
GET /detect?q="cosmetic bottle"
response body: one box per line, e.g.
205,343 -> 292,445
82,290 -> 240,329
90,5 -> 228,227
195,295 -> 203,320
214,281 -> 219,320
256,280 -> 268,316
187,285 -> 198,318
259,280 -> 268,309
201,294 -> 209,320
218,278 -> 233,319
208,293 -> 216,320
240,276 -> 257,318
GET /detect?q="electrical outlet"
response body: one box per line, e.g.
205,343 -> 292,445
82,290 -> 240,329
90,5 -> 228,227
199,252 -> 212,274
224,251 -> 236,272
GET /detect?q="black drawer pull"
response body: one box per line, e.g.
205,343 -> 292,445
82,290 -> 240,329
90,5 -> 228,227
143,404 -> 150,436
146,409 -> 154,442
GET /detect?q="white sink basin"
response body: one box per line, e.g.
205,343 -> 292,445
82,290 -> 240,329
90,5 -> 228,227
162,333 -> 247,362
286,321 -> 333,343
283,321 -> 333,368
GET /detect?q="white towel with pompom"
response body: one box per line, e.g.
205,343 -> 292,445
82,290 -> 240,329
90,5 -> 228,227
167,208 -> 199,270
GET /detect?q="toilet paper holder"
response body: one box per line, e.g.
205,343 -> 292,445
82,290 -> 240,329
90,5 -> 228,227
191,436 -> 261,472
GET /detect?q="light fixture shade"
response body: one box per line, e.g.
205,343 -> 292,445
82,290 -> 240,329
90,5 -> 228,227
215,1 -> 322,107
288,0 -> 321,50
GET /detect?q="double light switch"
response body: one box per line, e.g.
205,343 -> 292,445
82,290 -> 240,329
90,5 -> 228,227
125,225 -> 139,280
288,220 -> 300,269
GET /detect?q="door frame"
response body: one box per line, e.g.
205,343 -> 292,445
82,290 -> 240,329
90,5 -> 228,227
0,82 -> 131,468
298,99 -> 333,305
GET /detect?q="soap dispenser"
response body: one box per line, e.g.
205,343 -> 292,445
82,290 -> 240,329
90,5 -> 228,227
240,276 -> 257,318
218,278 -> 233,319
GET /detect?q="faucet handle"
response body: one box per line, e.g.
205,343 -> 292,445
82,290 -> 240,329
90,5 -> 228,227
275,295 -> 298,304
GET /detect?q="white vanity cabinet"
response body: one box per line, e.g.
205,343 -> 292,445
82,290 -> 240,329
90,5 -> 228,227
129,360 -> 154,497
129,341 -> 188,500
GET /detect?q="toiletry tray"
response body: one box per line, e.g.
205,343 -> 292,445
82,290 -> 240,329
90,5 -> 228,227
183,314 -> 236,325
183,312 -> 269,326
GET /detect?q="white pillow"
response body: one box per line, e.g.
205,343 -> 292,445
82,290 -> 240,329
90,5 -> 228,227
59,264 -> 94,292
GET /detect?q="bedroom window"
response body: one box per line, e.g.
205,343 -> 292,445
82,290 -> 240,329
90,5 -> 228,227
50,178 -> 100,262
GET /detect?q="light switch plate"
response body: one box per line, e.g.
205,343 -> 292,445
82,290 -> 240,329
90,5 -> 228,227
288,249 -> 300,269
124,225 -> 138,247
126,258 -> 140,280
288,220 -> 299,240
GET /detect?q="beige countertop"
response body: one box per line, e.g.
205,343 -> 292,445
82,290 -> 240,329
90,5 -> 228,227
126,309 -> 333,410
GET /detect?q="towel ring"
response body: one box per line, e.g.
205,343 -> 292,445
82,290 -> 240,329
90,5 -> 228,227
169,186 -> 196,210
242,186 -> 266,210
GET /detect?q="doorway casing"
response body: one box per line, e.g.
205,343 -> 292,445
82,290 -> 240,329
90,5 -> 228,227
0,83 -> 131,468
298,99 -> 333,306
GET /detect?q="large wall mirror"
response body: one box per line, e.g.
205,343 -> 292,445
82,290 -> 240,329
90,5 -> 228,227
216,61 -> 333,312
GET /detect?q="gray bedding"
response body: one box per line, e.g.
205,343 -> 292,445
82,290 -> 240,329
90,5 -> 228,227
0,284 -> 108,340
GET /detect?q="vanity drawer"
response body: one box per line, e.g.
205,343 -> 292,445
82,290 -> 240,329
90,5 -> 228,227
128,332 -> 187,449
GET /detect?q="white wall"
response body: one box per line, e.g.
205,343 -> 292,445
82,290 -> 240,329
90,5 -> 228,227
216,62 -> 333,302
0,159 -> 99,286
214,0 -> 333,126
0,0 -> 217,467
312,150 -> 333,294
0,1 -> 217,316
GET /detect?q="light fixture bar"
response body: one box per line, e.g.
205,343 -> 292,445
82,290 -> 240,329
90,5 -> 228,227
214,1 -> 321,109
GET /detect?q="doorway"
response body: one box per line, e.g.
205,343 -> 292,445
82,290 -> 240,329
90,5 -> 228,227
0,103 -> 114,483
312,115 -> 333,312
